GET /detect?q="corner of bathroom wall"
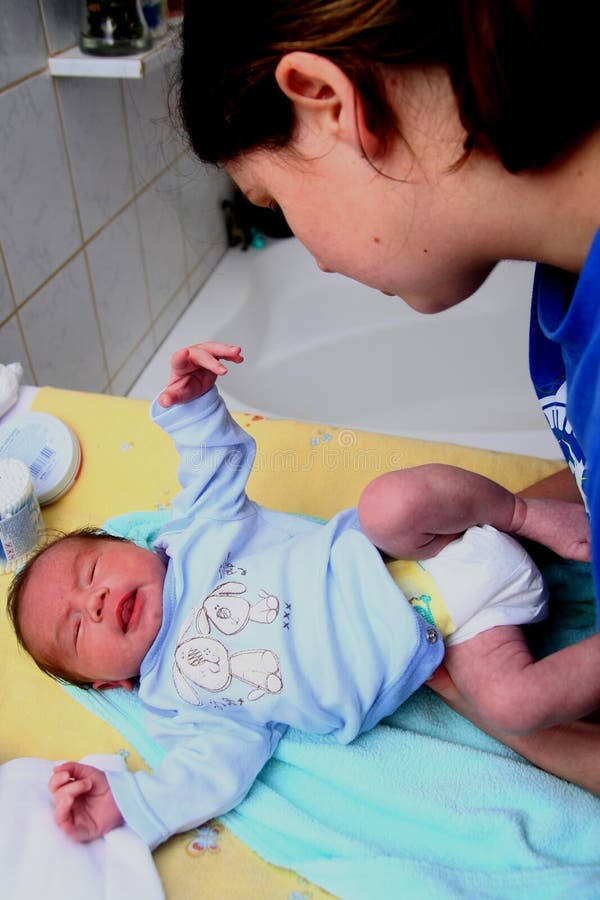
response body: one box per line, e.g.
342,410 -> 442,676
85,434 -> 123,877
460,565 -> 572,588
176,153 -> 233,299
0,4 -> 230,398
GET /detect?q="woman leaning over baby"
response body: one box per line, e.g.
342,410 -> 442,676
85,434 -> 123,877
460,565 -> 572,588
175,0 -> 600,792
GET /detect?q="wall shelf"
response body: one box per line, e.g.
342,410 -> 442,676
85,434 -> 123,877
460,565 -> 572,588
48,27 -> 179,79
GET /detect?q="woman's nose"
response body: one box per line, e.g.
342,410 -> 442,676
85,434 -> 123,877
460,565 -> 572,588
85,587 -> 107,621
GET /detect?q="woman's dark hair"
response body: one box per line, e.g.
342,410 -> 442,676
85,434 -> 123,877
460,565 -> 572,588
7,527 -> 130,687
178,0 -> 600,173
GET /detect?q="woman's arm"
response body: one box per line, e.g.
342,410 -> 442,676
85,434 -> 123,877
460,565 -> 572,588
427,666 -> 600,795
519,466 -> 583,502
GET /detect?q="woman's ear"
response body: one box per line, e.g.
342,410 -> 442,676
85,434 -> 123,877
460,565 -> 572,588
274,51 -> 381,159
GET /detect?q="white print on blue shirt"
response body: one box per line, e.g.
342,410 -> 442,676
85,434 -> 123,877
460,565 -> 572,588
172,578 -> 284,706
538,381 -> 588,509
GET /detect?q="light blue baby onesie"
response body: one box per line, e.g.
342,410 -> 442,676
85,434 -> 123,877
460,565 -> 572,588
107,387 -> 443,848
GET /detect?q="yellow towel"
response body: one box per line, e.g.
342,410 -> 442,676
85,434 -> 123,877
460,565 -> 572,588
1,386 -> 563,899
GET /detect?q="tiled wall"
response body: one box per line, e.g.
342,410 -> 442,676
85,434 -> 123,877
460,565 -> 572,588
0,1 -> 231,395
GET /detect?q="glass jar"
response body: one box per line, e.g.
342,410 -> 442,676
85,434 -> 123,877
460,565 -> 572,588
142,1 -> 169,40
80,1 -> 152,56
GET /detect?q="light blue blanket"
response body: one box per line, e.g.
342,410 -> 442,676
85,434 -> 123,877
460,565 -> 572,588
60,512 -> 600,899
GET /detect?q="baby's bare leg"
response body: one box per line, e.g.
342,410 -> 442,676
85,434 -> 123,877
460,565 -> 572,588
358,465 -> 519,559
444,625 -> 600,734
358,464 -> 590,561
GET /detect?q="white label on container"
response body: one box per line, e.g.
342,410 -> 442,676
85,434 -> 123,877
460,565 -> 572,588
0,420 -> 62,490
0,493 -> 43,562
29,444 -> 57,481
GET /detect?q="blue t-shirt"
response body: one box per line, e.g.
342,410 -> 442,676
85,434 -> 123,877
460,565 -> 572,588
530,228 -> 600,617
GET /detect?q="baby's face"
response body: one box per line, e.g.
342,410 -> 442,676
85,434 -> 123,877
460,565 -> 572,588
19,536 -> 166,688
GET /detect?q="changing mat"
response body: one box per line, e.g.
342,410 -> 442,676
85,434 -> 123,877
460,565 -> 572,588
2,385 -> 598,899
69,510 -> 598,900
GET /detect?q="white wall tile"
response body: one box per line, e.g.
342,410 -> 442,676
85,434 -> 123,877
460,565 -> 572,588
187,242 -> 227,302
177,155 -> 231,272
86,204 -> 151,377
153,282 -> 189,348
19,253 -> 107,391
57,77 -> 134,239
0,252 -> 16,324
122,67 -> 180,188
40,0 -> 80,54
0,316 -> 34,384
137,167 -> 186,317
0,75 -> 80,303
1,2 -> 231,399
0,0 -> 48,90
110,331 -> 155,396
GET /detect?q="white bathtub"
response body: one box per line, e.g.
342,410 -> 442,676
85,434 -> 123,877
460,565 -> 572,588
131,238 -> 559,459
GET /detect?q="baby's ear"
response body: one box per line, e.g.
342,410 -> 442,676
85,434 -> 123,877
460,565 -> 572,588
93,678 -> 134,692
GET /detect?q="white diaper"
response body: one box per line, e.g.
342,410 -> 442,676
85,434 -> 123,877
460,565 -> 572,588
420,524 -> 548,645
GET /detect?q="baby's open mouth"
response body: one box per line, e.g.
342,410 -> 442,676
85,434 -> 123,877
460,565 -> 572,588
119,591 -> 137,632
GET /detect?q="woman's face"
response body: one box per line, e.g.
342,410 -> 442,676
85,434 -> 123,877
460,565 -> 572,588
227,69 -> 500,313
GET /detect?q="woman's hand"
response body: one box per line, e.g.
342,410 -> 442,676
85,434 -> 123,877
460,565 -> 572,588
514,497 -> 591,561
158,341 -> 244,408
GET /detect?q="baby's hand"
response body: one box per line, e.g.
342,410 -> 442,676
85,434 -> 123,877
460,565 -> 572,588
49,762 -> 124,842
158,341 -> 244,408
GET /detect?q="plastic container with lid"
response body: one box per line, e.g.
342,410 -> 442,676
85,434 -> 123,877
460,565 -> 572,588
0,458 -> 44,573
0,412 -> 81,505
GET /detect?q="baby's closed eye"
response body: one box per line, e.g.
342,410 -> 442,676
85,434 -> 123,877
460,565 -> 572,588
74,617 -> 81,650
